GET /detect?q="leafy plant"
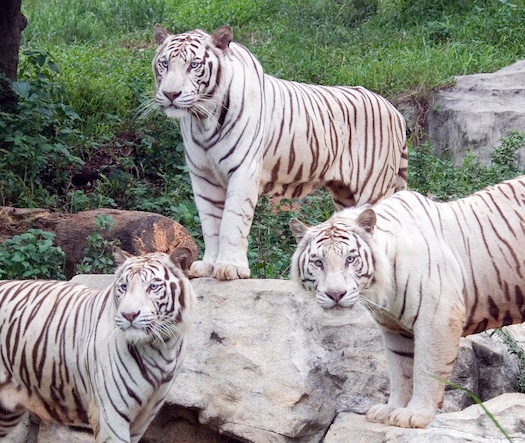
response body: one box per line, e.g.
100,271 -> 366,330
249,191 -> 334,279
408,131 -> 525,201
0,49 -> 84,208
0,229 -> 66,279
76,214 -> 120,274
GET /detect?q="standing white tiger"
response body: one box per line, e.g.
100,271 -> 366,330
153,24 -> 408,281
290,176 -> 525,428
0,247 -> 196,442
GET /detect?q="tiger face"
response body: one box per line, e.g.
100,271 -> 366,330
290,209 -> 379,314
112,248 -> 194,345
153,24 -> 233,119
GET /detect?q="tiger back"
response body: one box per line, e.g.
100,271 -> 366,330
290,176 -> 525,429
152,24 -> 408,281
0,247 -> 196,443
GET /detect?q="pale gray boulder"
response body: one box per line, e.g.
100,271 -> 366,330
427,59 -> 525,165
13,275 -> 523,442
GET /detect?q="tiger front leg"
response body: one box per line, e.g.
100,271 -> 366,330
93,413 -> 131,443
211,175 -> 259,280
129,390 -> 170,443
366,330 -> 414,424
387,304 -> 464,428
0,404 -> 26,438
187,173 -> 226,278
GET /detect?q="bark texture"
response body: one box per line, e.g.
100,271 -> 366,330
0,207 -> 199,278
0,0 -> 27,109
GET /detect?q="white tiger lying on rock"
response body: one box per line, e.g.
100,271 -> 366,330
290,176 -> 525,428
0,247 -> 196,442
152,24 -> 407,281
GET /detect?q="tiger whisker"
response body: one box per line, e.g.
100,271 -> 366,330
191,100 -> 222,125
358,297 -> 388,315
135,97 -> 162,121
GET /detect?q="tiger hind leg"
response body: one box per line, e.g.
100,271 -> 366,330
0,405 -> 26,437
326,181 -> 356,210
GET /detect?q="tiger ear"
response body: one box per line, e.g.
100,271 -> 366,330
356,208 -> 376,235
113,247 -> 134,265
154,23 -> 170,45
289,218 -> 310,242
170,247 -> 194,272
211,25 -> 233,50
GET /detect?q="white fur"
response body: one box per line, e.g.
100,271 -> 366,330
0,249 -> 196,442
291,177 -> 525,428
153,25 -> 407,281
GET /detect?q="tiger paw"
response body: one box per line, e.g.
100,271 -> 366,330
212,263 -> 250,280
189,261 -> 214,278
365,404 -> 395,424
388,407 -> 434,428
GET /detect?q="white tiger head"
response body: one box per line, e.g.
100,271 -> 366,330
290,208 -> 389,315
112,247 -> 196,345
152,24 -> 233,119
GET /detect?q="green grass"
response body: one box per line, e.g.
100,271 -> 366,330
4,0 -> 525,278
21,0 -> 525,121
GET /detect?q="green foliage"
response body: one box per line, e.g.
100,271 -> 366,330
0,229 -> 66,279
23,0 -> 166,44
249,192 -> 334,279
0,50 -> 84,208
76,214 -> 120,274
408,131 -> 525,201
20,0 -> 525,118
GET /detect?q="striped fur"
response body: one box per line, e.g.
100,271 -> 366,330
153,24 -> 408,281
290,176 -> 525,428
0,248 -> 196,442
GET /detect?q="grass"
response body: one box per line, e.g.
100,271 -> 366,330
21,0 -> 525,124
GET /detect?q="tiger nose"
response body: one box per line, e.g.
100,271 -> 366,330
163,90 -> 181,102
122,311 -> 140,322
326,291 -> 346,302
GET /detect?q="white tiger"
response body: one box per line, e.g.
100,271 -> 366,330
290,176 -> 525,428
152,24 -> 408,281
0,247 -> 196,442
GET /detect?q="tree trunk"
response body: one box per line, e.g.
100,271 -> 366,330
0,207 -> 199,278
0,0 -> 27,110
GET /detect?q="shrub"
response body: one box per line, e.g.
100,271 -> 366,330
0,229 -> 66,279
408,130 -> 525,201
0,49 -> 84,208
76,214 -> 120,274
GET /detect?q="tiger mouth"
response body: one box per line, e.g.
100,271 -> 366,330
164,103 -> 184,110
162,103 -> 192,115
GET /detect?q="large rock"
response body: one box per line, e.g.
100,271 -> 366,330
17,277 -> 525,442
427,59 -> 525,165
165,279 -> 387,442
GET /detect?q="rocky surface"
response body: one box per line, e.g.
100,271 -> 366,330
10,277 -> 525,442
426,59 -> 525,165
325,393 -> 525,443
